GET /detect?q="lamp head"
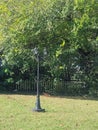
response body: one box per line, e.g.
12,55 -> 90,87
32,47 -> 38,55
43,48 -> 47,55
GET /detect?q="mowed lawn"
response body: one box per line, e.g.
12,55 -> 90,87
0,93 -> 98,130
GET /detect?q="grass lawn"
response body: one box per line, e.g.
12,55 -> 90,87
0,93 -> 98,130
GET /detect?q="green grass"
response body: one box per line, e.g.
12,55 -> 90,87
0,93 -> 98,130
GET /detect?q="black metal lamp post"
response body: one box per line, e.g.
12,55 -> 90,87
33,47 -> 46,112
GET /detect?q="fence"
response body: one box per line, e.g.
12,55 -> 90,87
15,79 -> 36,92
14,79 -> 87,95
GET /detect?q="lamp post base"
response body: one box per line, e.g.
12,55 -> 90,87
33,95 -> 45,112
33,108 -> 45,112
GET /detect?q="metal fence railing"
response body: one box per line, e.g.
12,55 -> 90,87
14,79 -> 86,95
15,79 -> 36,92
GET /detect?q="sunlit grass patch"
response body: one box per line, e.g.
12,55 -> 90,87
0,94 -> 98,130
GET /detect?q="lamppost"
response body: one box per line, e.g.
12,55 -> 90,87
33,47 -> 47,112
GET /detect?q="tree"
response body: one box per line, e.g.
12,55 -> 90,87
0,0 -> 98,95
72,0 -> 98,94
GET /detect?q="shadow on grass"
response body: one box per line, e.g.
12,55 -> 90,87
43,93 -> 98,101
0,91 -> 98,101
0,90 -> 36,96
58,95 -> 98,101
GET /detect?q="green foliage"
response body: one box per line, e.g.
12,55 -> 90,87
0,0 -> 98,95
72,0 -> 98,94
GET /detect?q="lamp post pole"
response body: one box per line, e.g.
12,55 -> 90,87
33,50 -> 45,112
